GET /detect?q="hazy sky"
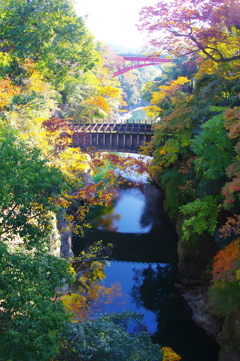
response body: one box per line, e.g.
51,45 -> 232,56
74,0 -> 157,49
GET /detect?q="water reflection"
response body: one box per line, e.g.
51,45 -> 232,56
130,263 -> 219,361
98,261 -> 158,334
95,188 -> 152,233
131,263 -> 175,311
73,158 -> 219,361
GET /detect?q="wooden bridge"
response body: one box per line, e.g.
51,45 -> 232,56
71,121 -> 154,153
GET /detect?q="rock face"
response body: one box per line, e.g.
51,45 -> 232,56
57,170 -> 93,259
57,216 -> 74,259
175,217 -> 240,361
176,284 -> 223,339
49,214 -> 62,257
218,310 -> 240,361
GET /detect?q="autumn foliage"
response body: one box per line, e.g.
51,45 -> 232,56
212,238 -> 240,283
138,0 -> 240,63
161,347 -> 182,361
61,282 -> 125,322
138,0 -> 240,327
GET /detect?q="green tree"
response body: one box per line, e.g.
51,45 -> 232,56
58,311 -> 163,361
180,196 -> 220,241
0,126 -> 76,360
191,112 -> 233,181
0,247 -> 74,361
0,126 -> 70,248
0,0 -> 96,86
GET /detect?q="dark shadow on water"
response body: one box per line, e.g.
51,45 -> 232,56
73,223 -> 178,264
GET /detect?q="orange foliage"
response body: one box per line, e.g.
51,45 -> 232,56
0,78 -> 20,109
211,238 -> 240,283
104,153 -> 150,174
61,282 -> 126,322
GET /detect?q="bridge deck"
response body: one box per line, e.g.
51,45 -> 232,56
74,122 -> 153,134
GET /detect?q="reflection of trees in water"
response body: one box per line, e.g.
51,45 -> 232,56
130,264 -> 191,341
139,185 -> 163,229
139,200 -> 155,229
86,182 -> 163,233
130,264 -> 175,312
87,200 -> 121,232
130,264 -> 218,360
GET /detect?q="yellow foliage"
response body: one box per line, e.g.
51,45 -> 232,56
61,281 -> 126,322
4,62 -> 59,155
161,346 -> 182,361
87,95 -> 110,113
23,59 -> 49,92
0,52 -> 11,67
99,84 -> 122,99
196,51 -> 240,80
0,78 -> 20,109
56,147 -> 89,178
61,292 -> 89,321
195,58 -> 218,79
145,105 -> 163,118
158,77 -> 190,97
159,148 -> 167,155
151,90 -> 167,105
237,270 -> 240,280
148,77 -> 190,117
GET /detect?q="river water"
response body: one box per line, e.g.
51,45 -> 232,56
73,156 -> 219,361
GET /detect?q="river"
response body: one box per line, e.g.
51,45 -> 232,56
73,154 -> 220,361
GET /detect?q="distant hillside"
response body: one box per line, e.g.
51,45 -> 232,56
106,43 -> 142,54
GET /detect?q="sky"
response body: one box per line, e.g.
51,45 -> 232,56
74,0 -> 157,50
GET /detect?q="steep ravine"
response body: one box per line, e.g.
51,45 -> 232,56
57,167 -> 239,361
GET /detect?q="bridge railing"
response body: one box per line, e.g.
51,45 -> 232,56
75,119 -> 154,125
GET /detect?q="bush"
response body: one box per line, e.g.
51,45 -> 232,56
59,311 -> 163,361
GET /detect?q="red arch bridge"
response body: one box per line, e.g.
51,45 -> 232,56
113,55 -> 172,77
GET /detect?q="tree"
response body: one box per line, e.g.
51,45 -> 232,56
190,112 -> 233,181
59,45 -> 126,123
180,196 -> 220,240
138,0 -> 240,63
0,126 -> 77,360
58,311 -> 163,361
0,126 -> 71,248
210,238 -> 240,316
0,0 -> 96,86
222,107 -> 240,208
0,248 -> 75,361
